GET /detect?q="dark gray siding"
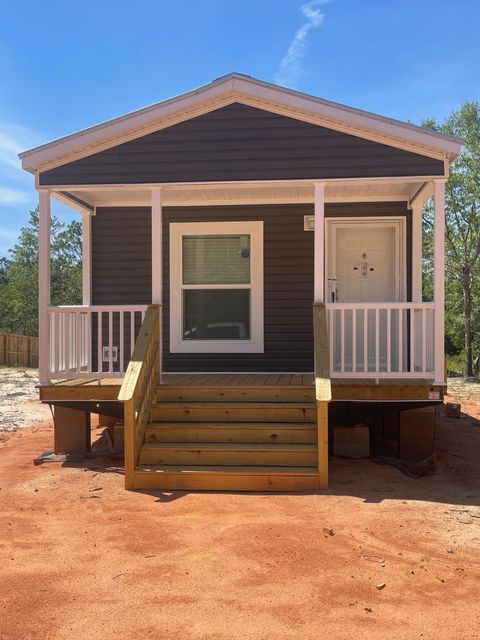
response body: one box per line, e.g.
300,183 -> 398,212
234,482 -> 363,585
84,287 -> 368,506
91,207 -> 152,305
90,203 -> 411,372
162,205 -> 315,372
39,103 -> 444,186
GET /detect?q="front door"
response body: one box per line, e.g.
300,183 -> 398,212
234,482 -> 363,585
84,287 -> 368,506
326,218 -> 406,373
327,219 -> 404,303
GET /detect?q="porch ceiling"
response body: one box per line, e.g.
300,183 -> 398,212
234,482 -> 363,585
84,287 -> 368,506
56,179 -> 428,211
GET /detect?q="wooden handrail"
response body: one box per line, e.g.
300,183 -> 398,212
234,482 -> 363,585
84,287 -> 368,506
118,305 -> 160,489
313,303 -> 331,489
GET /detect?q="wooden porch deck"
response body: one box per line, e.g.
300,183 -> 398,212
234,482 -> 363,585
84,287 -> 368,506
39,373 -> 445,403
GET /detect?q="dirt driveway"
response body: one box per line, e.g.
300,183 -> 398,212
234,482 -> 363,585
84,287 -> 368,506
1,383 -> 480,639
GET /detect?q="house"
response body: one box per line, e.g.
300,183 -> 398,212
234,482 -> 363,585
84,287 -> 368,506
19,73 -> 462,491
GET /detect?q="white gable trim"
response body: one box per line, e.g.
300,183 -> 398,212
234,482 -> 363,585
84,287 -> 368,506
20,73 -> 461,175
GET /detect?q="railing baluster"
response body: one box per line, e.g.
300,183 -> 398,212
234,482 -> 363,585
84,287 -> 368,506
84,311 -> 90,372
97,312 -> 103,375
59,313 -> 64,372
387,308 -> 392,373
340,308 -> 345,372
64,312 -> 70,374
130,311 -> 135,359
363,309 -> 368,372
398,308 -> 403,373
410,307 -> 415,373
422,308 -> 427,373
375,308 -> 380,373
329,309 -> 334,373
120,311 -> 125,374
75,311 -> 81,373
352,309 -> 357,373
50,312 -> 56,374
108,311 -> 113,374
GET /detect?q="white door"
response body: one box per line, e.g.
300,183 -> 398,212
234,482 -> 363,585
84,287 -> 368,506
327,219 -> 405,373
328,221 -> 402,303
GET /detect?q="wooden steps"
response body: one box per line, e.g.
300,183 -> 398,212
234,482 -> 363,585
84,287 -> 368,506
144,422 -> 317,444
132,385 -> 321,491
151,402 -> 316,423
139,442 -> 317,466
155,386 -> 315,403
132,465 -> 319,491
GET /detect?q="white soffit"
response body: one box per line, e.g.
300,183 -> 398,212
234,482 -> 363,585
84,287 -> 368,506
60,179 -> 423,209
20,74 -> 462,174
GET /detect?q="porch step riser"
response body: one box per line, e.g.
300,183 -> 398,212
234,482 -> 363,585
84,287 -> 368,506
132,468 -> 320,491
145,423 -> 317,444
139,447 -> 317,467
151,404 -> 317,423
155,387 -> 315,403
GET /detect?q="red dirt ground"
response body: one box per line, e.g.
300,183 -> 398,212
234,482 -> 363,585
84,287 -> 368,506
1,395 -> 480,640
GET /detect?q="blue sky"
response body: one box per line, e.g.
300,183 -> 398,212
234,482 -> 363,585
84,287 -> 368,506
0,0 -> 479,257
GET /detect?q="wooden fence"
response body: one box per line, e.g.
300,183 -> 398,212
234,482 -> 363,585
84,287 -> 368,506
0,333 -> 39,368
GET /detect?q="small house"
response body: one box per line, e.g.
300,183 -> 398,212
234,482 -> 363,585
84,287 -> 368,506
19,73 -> 462,490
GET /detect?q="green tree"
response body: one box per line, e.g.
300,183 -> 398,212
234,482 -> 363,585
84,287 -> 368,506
0,207 -> 82,336
422,101 -> 480,377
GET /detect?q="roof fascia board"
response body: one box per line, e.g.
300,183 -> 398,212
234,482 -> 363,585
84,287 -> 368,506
39,175 -> 445,192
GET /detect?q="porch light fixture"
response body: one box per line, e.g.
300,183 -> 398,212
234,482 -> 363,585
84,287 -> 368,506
304,215 -> 315,231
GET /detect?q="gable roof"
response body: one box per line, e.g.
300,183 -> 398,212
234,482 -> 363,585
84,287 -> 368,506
19,72 -> 463,175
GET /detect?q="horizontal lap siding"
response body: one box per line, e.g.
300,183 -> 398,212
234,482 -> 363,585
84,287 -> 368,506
162,205 -> 315,372
91,202 -> 411,373
92,207 -> 152,304
39,103 -> 444,186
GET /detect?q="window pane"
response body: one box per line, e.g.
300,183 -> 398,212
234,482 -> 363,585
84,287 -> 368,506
183,235 -> 251,284
183,289 -> 250,340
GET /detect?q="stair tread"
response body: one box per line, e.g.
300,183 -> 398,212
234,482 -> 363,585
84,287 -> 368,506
156,384 -> 313,390
153,402 -> 316,408
146,421 -> 316,430
136,464 -> 318,475
141,442 -> 316,451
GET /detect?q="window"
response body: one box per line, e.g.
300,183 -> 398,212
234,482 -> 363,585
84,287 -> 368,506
170,221 -> 264,353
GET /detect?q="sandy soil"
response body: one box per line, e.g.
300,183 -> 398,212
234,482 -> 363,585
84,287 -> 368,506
0,381 -> 479,639
0,367 -> 50,433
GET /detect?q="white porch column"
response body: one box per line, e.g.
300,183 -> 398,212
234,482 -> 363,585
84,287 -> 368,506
82,212 -> 92,305
151,188 -> 163,380
151,188 -> 163,304
314,182 -> 326,303
411,204 -> 423,302
38,190 -> 51,384
433,179 -> 446,384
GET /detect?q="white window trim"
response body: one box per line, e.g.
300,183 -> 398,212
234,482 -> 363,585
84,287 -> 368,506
169,221 -> 264,353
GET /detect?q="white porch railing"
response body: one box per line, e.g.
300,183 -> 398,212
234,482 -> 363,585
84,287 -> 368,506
48,305 -> 149,379
326,302 -> 435,378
